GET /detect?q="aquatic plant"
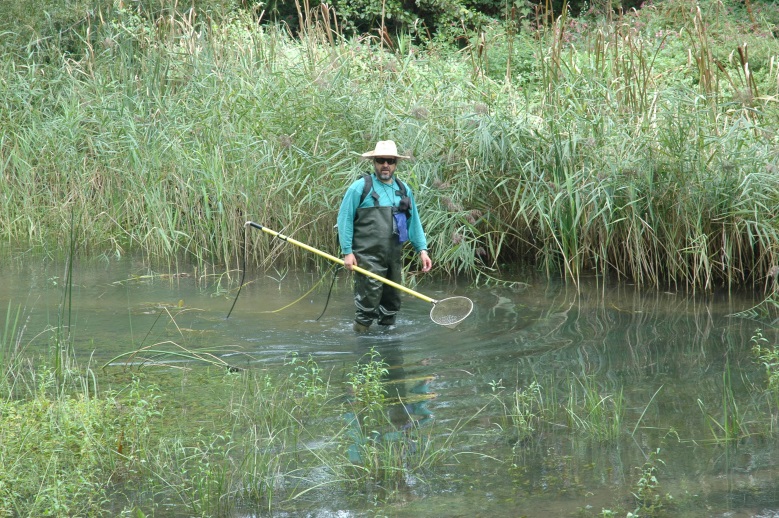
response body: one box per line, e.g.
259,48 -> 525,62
334,348 -> 457,489
287,352 -> 331,404
346,349 -> 389,414
629,449 -> 671,518
0,368 -> 158,517
490,379 -> 546,448
228,357 -> 336,503
114,354 -> 338,514
565,375 -> 624,442
341,349 -> 399,483
52,212 -> 79,386
1,302 -> 26,396
144,432 -> 235,517
696,362 -> 752,444
751,329 -> 779,393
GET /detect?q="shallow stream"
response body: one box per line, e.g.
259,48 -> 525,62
3,254 -> 779,517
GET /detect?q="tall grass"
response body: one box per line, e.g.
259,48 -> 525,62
1,1 -> 777,288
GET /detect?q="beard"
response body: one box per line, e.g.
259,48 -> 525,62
377,169 -> 393,182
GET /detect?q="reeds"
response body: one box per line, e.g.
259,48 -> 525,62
1,1 -> 778,290
565,374 -> 624,442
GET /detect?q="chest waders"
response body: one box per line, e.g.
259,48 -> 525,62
352,205 -> 403,326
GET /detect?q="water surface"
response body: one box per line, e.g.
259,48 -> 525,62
3,255 -> 779,517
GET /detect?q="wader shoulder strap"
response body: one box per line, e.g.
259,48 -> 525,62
359,174 -> 380,206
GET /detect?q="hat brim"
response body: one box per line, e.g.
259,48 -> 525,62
361,151 -> 410,159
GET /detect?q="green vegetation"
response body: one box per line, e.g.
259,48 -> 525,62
490,379 -> 546,447
2,1 -> 779,513
752,328 -> 779,393
0,0 -> 777,289
0,347 -> 447,516
629,449 -> 671,517
0,369 -> 159,517
584,449 -> 672,517
565,375 -> 624,442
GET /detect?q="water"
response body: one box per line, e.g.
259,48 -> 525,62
3,254 -> 779,517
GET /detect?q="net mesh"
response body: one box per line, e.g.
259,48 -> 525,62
429,296 -> 473,328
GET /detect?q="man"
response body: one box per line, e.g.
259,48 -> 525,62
337,140 -> 432,332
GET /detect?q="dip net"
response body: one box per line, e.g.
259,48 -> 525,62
429,296 -> 473,328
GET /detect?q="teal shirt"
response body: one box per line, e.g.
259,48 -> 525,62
337,174 -> 428,255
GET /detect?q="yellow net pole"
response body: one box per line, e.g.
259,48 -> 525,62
247,221 -> 437,304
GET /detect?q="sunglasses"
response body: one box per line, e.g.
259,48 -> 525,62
374,157 -> 397,165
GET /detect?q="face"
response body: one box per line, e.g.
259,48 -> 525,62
373,157 -> 397,183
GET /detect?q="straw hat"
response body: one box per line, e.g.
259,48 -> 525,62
361,140 -> 410,159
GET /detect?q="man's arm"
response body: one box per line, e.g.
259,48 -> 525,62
406,189 -> 429,255
337,180 -> 364,255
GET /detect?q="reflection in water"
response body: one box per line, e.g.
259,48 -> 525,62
344,334 -> 436,466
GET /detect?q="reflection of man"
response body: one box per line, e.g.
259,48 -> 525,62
337,140 -> 432,333
379,344 -> 435,432
344,342 -> 435,463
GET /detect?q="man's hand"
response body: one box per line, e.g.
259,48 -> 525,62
343,253 -> 357,271
419,250 -> 432,272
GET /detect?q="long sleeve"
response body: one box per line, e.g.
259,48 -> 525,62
336,178 -> 365,254
407,189 -> 428,253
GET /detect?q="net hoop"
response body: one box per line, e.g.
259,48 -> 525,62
429,296 -> 473,328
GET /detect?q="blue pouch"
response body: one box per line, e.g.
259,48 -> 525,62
393,212 -> 409,243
